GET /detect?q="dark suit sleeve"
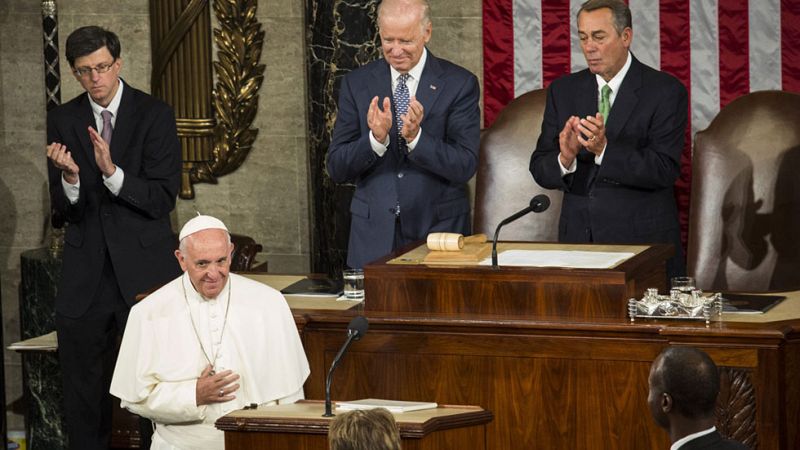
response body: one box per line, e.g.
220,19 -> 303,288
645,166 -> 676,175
407,73 -> 480,184
597,79 -> 688,190
530,83 -> 570,191
326,74 -> 381,184
46,111 -> 86,224
116,104 -> 181,219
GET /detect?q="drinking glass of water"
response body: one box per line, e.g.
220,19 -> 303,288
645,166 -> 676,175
670,276 -> 696,292
343,268 -> 365,300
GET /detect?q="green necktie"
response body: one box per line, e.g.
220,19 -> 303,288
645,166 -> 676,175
599,85 -> 612,124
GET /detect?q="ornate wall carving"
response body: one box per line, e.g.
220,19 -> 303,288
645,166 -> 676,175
717,367 -> 758,448
149,0 -> 265,199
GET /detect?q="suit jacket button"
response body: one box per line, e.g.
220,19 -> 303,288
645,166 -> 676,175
397,172 -> 404,178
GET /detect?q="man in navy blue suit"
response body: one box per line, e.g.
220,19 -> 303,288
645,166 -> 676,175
648,347 -> 749,450
46,26 -> 181,449
327,0 -> 480,269
530,0 -> 687,279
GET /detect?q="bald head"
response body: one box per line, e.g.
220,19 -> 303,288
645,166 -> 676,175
378,0 -> 431,28
648,346 -> 720,425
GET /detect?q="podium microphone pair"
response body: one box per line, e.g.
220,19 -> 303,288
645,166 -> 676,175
323,315 -> 369,417
491,194 -> 551,267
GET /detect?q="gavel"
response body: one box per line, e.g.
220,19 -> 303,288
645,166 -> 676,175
426,233 -> 487,251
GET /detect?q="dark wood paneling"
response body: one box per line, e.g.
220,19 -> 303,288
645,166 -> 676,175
298,313 -> 800,450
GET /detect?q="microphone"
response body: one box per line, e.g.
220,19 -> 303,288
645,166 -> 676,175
491,194 -> 550,267
323,316 -> 369,417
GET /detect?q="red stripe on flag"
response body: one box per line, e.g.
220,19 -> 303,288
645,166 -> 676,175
482,0 -> 515,127
718,0 -> 750,108
660,0 -> 692,252
783,0 -> 800,92
542,0 -> 571,87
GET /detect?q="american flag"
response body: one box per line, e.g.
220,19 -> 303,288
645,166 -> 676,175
483,0 -> 800,243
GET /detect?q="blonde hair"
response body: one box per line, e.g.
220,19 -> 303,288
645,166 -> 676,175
328,408 -> 402,450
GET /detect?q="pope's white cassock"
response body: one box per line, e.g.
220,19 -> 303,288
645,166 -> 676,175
110,272 -> 310,450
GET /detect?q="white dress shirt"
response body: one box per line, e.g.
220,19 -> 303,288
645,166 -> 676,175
671,426 -> 717,450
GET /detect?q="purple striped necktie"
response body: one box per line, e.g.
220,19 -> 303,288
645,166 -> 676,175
101,109 -> 113,145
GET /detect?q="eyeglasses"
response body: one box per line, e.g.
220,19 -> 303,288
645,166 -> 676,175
73,60 -> 116,78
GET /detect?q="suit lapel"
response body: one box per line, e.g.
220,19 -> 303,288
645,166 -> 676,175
73,96 -> 98,173
111,82 -> 137,163
416,50 -> 443,122
605,57 -> 643,140
576,71 -> 598,163
578,70 -> 599,119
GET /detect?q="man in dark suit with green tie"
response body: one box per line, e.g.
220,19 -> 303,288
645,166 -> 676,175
530,0 -> 687,279
45,26 -> 181,449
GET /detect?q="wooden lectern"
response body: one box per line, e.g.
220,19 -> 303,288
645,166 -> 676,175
364,242 -> 670,319
216,400 -> 493,449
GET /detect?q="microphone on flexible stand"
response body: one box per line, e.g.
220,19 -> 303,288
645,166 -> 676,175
323,316 -> 369,417
491,194 -> 551,268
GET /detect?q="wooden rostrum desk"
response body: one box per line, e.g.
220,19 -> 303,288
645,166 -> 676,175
244,243 -> 800,450
217,400 -> 492,449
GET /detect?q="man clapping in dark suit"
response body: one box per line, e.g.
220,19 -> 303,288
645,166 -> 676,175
530,0 -> 687,279
327,0 -> 480,269
45,26 -> 181,449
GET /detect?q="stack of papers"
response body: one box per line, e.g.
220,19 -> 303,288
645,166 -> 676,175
480,250 -> 635,268
336,398 -> 438,413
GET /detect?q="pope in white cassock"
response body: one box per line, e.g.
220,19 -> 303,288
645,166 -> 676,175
110,215 -> 310,450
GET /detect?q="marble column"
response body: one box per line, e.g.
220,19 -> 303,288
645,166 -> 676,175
305,0 -> 381,276
19,249 -> 67,450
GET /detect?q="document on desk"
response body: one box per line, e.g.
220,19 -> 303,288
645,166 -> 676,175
8,331 -> 58,352
336,398 -> 438,413
480,250 -> 636,268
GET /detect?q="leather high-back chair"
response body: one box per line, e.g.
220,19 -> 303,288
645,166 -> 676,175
230,233 -> 265,272
474,89 -> 562,240
688,90 -> 800,292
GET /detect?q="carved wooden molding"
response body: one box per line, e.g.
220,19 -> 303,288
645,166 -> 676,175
150,0 -> 264,198
192,0 -> 265,189
717,367 -> 758,449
